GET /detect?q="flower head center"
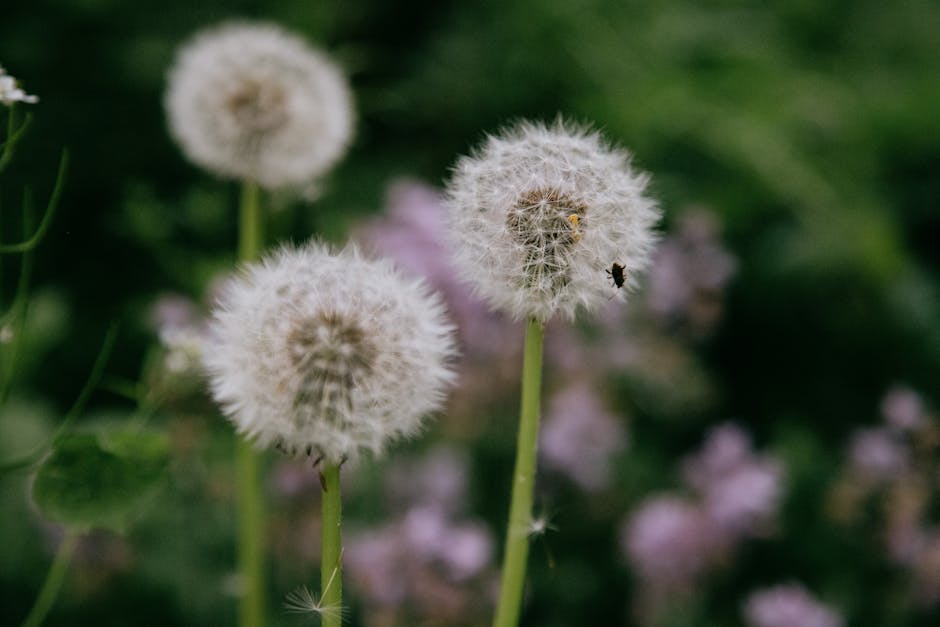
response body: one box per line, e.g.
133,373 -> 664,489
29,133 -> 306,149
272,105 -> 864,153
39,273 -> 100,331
286,311 -> 376,424
506,187 -> 587,287
225,77 -> 289,133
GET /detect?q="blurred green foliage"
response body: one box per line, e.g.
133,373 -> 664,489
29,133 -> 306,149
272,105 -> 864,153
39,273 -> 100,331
1,0 -> 939,625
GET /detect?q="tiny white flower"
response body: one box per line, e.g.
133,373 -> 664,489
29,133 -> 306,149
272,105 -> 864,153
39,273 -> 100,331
444,118 -> 660,322
0,65 -> 39,106
204,243 -> 457,463
165,22 -> 354,189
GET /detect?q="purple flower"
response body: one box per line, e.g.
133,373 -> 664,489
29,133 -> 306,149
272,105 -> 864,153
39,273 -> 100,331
847,427 -> 908,482
645,209 -> 736,335
880,385 -> 926,433
621,496 -> 720,590
345,503 -> 495,624
385,445 -> 469,515
743,583 -> 844,627
540,381 -> 627,491
682,423 -> 784,538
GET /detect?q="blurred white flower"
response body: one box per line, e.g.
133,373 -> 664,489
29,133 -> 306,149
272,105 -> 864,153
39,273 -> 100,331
165,22 -> 353,189
743,583 -> 844,627
204,243 -> 456,463
444,118 -> 660,322
0,65 -> 38,106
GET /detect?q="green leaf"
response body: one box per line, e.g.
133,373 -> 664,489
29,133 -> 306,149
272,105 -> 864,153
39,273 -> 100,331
31,428 -> 169,532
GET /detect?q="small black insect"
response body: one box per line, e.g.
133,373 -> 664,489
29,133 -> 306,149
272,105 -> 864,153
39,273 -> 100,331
606,262 -> 626,288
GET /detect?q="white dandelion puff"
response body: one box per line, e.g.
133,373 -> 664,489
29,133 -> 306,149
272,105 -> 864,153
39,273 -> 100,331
203,242 -> 457,464
0,65 -> 38,106
444,118 -> 660,322
165,21 -> 354,189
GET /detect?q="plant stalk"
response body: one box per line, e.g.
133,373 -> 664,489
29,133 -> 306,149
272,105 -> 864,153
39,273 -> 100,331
237,180 -> 265,627
20,531 -> 78,627
320,463 -> 343,627
493,317 -> 544,627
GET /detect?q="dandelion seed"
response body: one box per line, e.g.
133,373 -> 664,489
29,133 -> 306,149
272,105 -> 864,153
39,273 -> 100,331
444,118 -> 660,321
165,22 -> 354,189
528,512 -> 557,538
203,242 -> 457,463
283,585 -> 344,621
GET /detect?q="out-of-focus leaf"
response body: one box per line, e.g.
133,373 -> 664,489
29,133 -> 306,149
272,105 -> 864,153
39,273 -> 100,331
31,428 -> 168,532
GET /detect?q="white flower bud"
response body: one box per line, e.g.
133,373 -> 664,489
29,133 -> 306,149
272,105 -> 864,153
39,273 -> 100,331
165,22 -> 354,189
444,119 -> 660,321
204,243 -> 457,463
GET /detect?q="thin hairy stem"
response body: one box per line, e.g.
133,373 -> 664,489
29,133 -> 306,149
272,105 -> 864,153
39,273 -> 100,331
493,318 -> 544,627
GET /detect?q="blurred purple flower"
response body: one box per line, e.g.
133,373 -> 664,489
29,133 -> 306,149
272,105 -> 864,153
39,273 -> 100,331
385,445 -> 469,515
847,427 -> 908,482
540,381 -> 627,491
646,208 -> 736,335
621,496 -> 720,590
346,503 -> 495,624
343,445 -> 496,625
151,293 -> 201,333
682,423 -> 784,538
880,385 -> 926,433
743,583 -> 844,627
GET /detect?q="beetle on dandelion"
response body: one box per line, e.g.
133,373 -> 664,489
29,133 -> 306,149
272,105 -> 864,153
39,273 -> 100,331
607,262 -> 626,289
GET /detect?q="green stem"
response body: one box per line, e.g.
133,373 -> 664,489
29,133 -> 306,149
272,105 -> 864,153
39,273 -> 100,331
239,181 -> 262,262
20,531 -> 78,627
320,463 -> 343,627
237,180 -> 265,627
493,318 -> 544,627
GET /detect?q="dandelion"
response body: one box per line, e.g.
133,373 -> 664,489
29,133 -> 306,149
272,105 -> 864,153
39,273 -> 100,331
0,65 -> 38,106
204,242 -> 457,463
206,242 -> 455,627
445,118 -> 659,627
444,118 -> 659,322
165,22 -> 353,189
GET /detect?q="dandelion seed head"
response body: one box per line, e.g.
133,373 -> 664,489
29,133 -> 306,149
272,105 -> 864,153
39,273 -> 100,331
165,21 -> 354,188
444,118 -> 660,321
204,242 -> 457,463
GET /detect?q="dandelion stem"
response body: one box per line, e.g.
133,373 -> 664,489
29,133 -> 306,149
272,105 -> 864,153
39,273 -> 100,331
237,180 -> 265,627
239,181 -> 262,262
320,463 -> 343,627
20,531 -> 78,627
493,317 -> 544,627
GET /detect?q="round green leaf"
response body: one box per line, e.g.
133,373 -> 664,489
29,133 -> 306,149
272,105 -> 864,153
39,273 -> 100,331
31,428 -> 169,532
